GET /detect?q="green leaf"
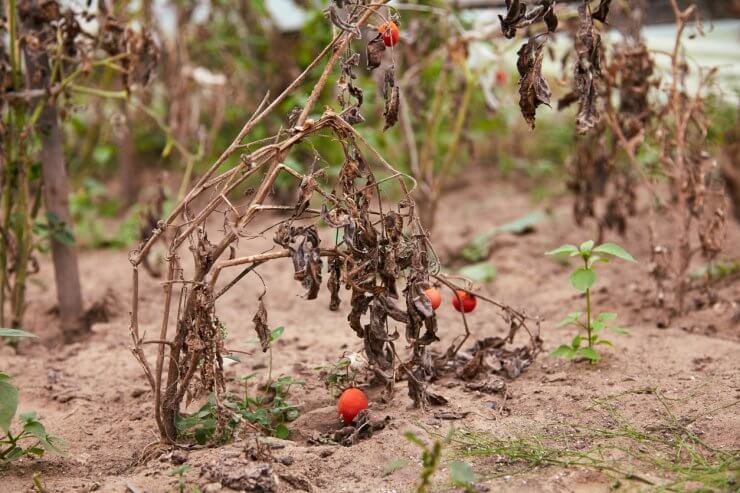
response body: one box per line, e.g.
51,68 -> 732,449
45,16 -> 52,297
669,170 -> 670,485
3,446 -> 23,461
579,240 -> 595,254
382,458 -> 409,477
19,410 -> 39,426
587,255 -> 609,268
44,213 -> 75,246
545,244 -> 579,256
449,461 -> 476,487
458,262 -> 497,283
22,417 -> 67,456
550,345 -> 576,359
556,312 -> 582,328
269,326 -> 285,343
591,320 -> 605,333
578,347 -> 601,362
495,211 -> 546,234
168,464 -> 192,477
571,335 -> 582,350
596,339 -> 613,347
597,312 -> 618,322
26,446 -> 45,457
609,327 -> 631,336
593,243 -> 636,262
403,431 -> 426,447
273,423 -> 290,439
285,408 -> 299,421
463,211 -> 546,262
570,268 -> 596,292
0,377 -> 19,432
0,328 -> 37,338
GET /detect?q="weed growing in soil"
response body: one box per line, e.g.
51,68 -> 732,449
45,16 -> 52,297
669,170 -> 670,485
546,241 -> 635,362
174,325 -> 303,443
175,372 -> 304,444
168,464 -> 200,493
314,355 -> 356,398
450,388 -> 739,491
31,471 -> 46,493
405,430 -> 445,493
405,429 -> 476,492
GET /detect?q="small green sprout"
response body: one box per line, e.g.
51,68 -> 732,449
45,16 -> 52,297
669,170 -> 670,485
404,428 -> 476,493
168,464 -> 201,493
546,241 -> 636,363
314,356 -> 355,398
175,325 -> 303,444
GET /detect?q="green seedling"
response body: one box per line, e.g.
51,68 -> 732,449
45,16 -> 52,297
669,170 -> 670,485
168,464 -> 201,493
461,211 -> 546,262
405,431 -> 444,493
176,373 -> 304,444
405,429 -> 476,493
265,326 -> 284,388
0,410 -> 67,463
1,329 -> 65,463
546,241 -> 635,363
176,325 -> 304,445
32,471 -> 46,493
314,356 -> 355,398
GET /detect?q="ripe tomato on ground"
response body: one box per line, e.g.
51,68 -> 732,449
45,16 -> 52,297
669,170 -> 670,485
452,290 -> 477,313
337,387 -> 368,424
424,287 -> 442,310
378,21 -> 399,47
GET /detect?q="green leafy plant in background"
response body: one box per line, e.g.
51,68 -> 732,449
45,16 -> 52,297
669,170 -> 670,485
68,178 -> 142,249
546,241 -> 635,363
32,212 -> 75,250
1,329 -> 66,463
461,211 -> 546,263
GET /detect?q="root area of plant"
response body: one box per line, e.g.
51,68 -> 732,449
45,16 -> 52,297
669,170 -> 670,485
1,174 -> 738,492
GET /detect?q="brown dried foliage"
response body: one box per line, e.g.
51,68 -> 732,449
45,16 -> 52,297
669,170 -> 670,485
560,1 -> 729,316
129,2 -> 540,445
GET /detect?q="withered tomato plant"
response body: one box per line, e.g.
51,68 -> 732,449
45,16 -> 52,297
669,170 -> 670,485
129,2 -> 540,448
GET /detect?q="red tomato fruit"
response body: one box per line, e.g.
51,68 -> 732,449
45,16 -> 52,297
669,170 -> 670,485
452,290 -> 477,313
424,287 -> 442,310
495,68 -> 507,86
337,388 -> 368,424
378,21 -> 400,47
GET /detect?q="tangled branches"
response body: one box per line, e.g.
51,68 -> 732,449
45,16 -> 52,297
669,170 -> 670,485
559,1 -> 729,317
129,2 -> 540,445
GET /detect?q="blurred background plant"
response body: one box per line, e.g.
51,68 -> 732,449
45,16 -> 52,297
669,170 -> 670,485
1,0 -> 738,339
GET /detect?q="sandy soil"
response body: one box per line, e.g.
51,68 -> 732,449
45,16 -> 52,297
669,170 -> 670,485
1,171 -> 738,493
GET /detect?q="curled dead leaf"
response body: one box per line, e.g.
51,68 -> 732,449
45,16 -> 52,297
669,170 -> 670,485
253,296 -> 270,352
367,35 -> 385,71
517,37 -> 551,129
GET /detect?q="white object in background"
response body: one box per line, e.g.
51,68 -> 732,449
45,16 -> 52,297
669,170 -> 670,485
267,0 -> 309,33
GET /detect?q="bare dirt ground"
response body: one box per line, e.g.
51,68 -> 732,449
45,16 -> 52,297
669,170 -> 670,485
1,171 -> 738,493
